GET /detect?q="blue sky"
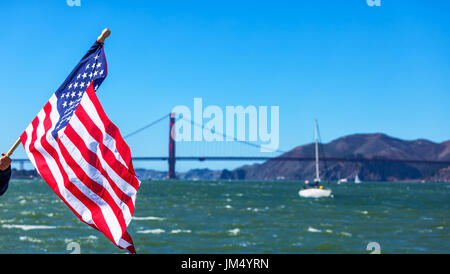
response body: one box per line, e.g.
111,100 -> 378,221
1,0 -> 449,171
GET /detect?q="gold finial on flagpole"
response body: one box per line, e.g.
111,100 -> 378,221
97,28 -> 111,44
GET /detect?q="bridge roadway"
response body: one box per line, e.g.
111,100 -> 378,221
12,157 -> 450,165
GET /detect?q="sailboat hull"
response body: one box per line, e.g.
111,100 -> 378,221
299,188 -> 332,198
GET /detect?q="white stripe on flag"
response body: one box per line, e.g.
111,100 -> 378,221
58,134 -> 124,244
70,114 -> 138,202
79,95 -> 129,168
42,96 -> 96,226
58,120 -> 133,226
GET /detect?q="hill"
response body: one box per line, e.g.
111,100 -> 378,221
223,133 -> 450,182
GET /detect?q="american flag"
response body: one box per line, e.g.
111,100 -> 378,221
20,41 -> 140,254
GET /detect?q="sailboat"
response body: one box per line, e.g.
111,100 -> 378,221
354,174 -> 362,184
299,120 -> 332,198
336,171 -> 347,184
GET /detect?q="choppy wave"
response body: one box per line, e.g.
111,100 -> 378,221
0,219 -> 15,224
308,227 -> 321,233
2,224 -> 57,231
19,236 -> 43,243
137,229 -> 165,234
170,229 -> 192,234
340,232 -> 352,237
228,228 -> 240,236
246,207 -> 269,212
133,216 -> 166,221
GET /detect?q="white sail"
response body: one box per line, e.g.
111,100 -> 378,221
355,174 -> 361,184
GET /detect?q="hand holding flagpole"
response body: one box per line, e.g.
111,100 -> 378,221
6,28 -> 111,158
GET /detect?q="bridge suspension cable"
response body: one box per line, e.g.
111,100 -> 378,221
179,116 -> 287,155
123,113 -> 171,139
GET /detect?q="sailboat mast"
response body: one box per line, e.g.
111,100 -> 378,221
314,119 -> 320,182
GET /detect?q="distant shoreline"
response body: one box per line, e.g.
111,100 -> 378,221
10,178 -> 450,184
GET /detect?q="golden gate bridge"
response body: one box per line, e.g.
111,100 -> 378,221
12,113 -> 450,178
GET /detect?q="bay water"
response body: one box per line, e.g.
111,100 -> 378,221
0,179 -> 448,254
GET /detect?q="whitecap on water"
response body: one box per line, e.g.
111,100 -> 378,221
137,229 -> 165,234
0,219 -> 15,224
421,217 -> 433,221
228,228 -> 240,236
80,235 -> 99,242
246,207 -> 265,212
19,236 -> 43,243
2,224 -> 57,231
133,216 -> 166,221
307,227 -> 321,233
170,229 -> 192,234
238,241 -> 254,247
340,232 -> 352,237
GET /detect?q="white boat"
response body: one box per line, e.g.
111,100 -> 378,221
299,188 -> 332,198
337,178 -> 348,184
355,174 -> 362,184
299,120 -> 332,198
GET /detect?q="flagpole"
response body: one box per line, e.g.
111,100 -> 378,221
6,138 -> 21,157
5,28 -> 111,158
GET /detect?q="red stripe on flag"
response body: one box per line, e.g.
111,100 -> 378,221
24,104 -> 103,235
85,86 -> 136,175
121,231 -> 136,254
37,103 -> 107,233
75,104 -> 140,191
20,43 -> 139,253
57,138 -> 128,239
64,123 -> 135,214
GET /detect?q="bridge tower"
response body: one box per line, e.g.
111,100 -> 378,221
168,113 -> 176,179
